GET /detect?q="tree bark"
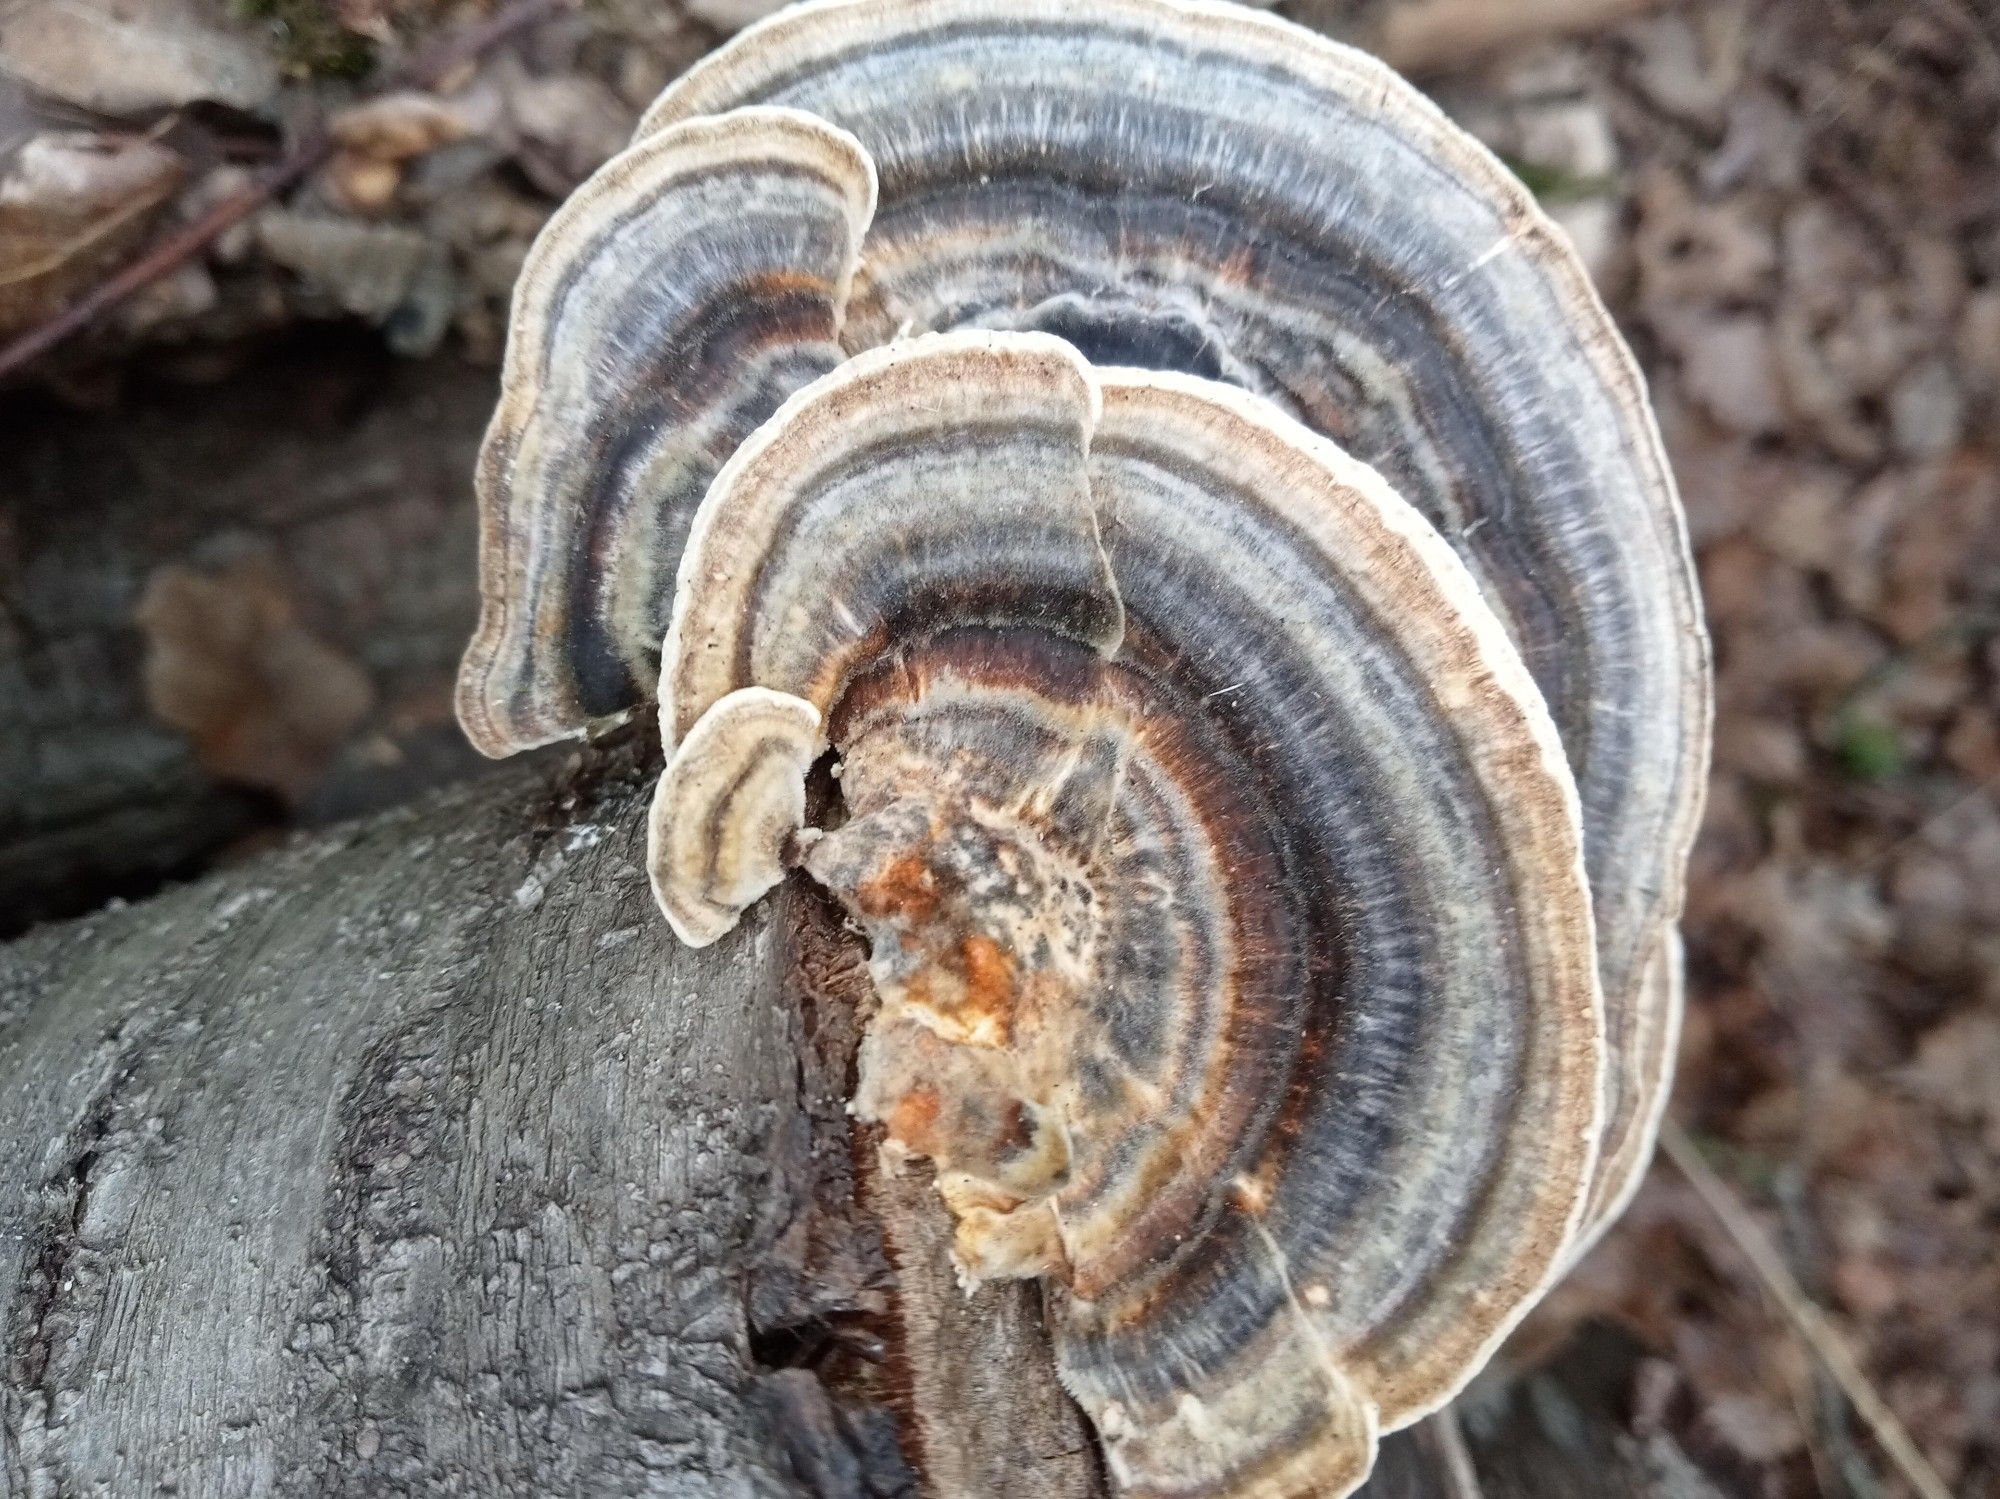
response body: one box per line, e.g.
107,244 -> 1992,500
0,741 -> 1720,1497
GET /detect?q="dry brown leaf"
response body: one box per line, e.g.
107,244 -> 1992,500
254,208 -> 454,350
1906,1011 -> 2000,1155
1373,0 -> 1664,74
0,130 -> 185,337
135,552 -> 374,801
330,89 -> 483,160
0,0 -> 277,114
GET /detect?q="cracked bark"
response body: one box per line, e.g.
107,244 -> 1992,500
0,741 -> 1719,1498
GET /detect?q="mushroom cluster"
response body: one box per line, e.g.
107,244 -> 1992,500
458,2 -> 1710,1494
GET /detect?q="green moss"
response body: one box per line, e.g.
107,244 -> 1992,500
1833,712 -> 1906,783
1688,1132 -> 1781,1198
234,0 -> 376,79
1499,153 -> 1616,205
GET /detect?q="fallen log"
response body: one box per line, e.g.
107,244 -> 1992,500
0,741 -> 1719,1496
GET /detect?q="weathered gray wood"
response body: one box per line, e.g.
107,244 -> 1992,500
1,745 -> 914,1497
1,744 -> 1716,1497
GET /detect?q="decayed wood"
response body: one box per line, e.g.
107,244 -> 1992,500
869,1168 -> 1102,1499
3,744 -> 844,1494
1,742 -> 1718,1497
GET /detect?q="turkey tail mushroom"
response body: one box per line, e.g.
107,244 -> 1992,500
462,0 -> 1707,1240
457,1 -> 1714,1490
636,0 -> 1711,1236
648,330 -> 1605,1497
457,106 -> 876,756
649,685 -> 820,947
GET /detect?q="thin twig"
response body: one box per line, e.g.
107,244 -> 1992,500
1421,1405 -> 1487,1499
0,0 -> 574,384
0,135 -> 333,383
1660,1121 -> 1954,1499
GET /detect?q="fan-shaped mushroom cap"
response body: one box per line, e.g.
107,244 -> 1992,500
636,0 -> 1709,1235
648,331 -> 1603,1496
649,686 -> 819,947
457,105 -> 876,756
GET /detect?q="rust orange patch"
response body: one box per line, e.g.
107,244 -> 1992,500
854,850 -> 941,922
894,928 -> 1022,1049
885,1083 -> 942,1156
956,933 -> 1017,1041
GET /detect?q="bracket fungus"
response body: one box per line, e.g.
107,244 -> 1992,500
458,2 -> 1711,1493
648,330 -> 1603,1491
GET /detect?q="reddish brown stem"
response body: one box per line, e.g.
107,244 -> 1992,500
0,0 -> 575,385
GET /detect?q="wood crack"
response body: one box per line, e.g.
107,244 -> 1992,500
7,1086 -> 114,1401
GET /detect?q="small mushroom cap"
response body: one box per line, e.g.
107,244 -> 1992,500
649,685 -> 819,947
640,0 -> 1711,1235
456,105 -> 875,757
649,330 -> 1604,1496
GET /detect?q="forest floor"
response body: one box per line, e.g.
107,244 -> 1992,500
1495,8 -> 2000,1498
3,0 -> 1996,1495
